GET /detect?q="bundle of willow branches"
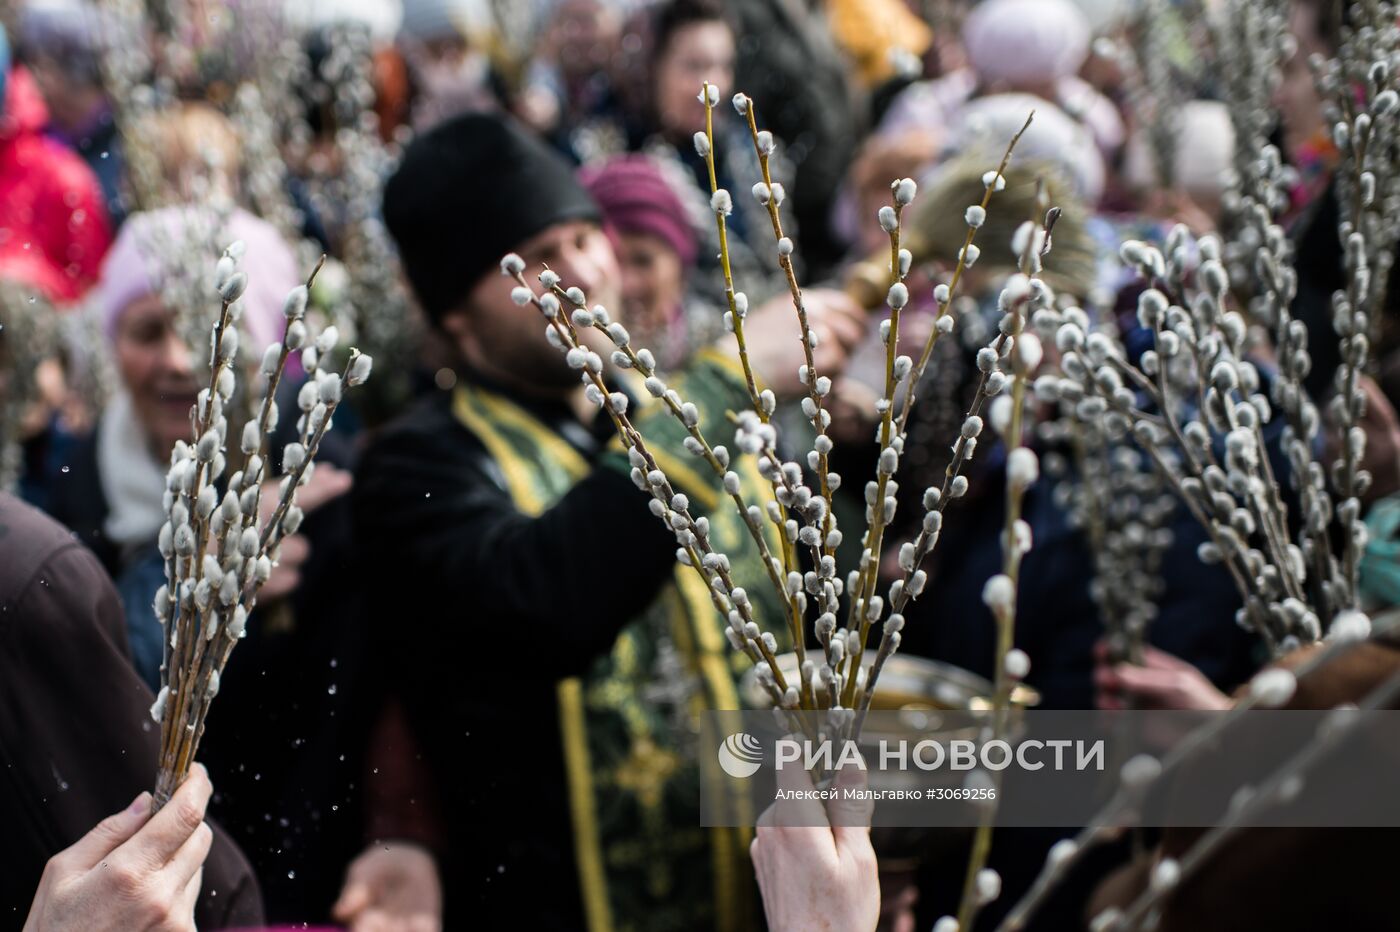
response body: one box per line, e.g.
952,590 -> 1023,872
149,245 -> 371,806
500,83 -> 1036,718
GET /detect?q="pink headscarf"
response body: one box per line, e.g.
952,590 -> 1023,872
98,206 -> 300,354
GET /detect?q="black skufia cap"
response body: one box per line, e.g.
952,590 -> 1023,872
383,112 -> 600,323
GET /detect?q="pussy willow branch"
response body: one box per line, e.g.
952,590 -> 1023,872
1076,359 -> 1276,649
1161,268 -> 1306,612
895,113 -> 1033,439
262,354 -> 357,554
956,195 -> 1050,932
698,83 -> 808,687
1141,248 -> 1307,612
842,192 -> 912,708
1147,304 -> 1307,614
857,342 -> 1002,714
996,620 -> 1387,932
857,125 -> 1039,712
155,247 -> 370,807
1055,238 -> 1321,649
159,278 -> 241,792
699,82 -> 767,420
246,255 -> 325,549
735,92 -> 841,627
1107,663 -> 1400,931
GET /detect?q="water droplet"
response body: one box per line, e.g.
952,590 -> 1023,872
327,684 -> 337,695
60,465 -> 70,474
287,870 -> 296,880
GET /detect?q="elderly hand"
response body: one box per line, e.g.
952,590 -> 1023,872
23,765 -> 215,932
751,760 -> 880,932
742,288 -> 868,400
333,840 -> 442,932
1094,642 -> 1231,711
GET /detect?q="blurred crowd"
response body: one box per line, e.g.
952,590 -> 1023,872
2,0 -> 1400,930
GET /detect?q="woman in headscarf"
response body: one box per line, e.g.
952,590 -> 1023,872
29,204 -> 380,922
580,153 -> 702,369
37,206 -> 303,678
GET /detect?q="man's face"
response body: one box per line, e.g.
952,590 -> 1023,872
447,221 -> 620,394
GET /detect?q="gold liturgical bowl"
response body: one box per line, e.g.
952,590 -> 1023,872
742,651 -> 1041,716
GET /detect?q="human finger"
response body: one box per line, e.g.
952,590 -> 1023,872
1112,664 -> 1185,701
772,751 -> 831,829
333,881 -> 373,922
164,821 -> 213,895
118,765 -> 212,868
296,463 -> 354,513
62,792 -> 153,870
171,865 -> 203,929
827,760 -> 874,845
1139,646 -> 1190,671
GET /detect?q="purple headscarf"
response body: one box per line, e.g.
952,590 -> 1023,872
98,206 -> 300,354
580,155 -> 699,268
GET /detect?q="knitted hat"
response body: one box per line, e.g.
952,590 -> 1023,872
581,155 -> 698,268
99,206 -> 299,354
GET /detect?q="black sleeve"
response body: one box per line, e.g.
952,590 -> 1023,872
0,543 -> 264,930
353,416 -> 677,680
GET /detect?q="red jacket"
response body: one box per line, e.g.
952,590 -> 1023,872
0,67 -> 111,304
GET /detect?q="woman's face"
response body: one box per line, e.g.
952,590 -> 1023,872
113,293 -> 200,457
1275,3 -> 1330,160
617,231 -> 685,341
654,21 -> 735,140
